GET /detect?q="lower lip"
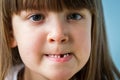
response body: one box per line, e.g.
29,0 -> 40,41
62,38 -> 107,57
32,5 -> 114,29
45,54 -> 72,63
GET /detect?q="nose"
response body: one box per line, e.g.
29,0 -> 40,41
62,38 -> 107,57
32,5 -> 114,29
47,32 -> 69,44
47,19 -> 69,44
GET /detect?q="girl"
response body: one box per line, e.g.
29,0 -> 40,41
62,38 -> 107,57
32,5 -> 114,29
0,0 -> 120,80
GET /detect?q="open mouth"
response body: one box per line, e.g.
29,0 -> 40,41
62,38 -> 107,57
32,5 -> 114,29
44,53 -> 72,62
45,53 -> 71,58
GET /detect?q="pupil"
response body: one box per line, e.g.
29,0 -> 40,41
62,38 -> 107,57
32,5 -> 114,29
72,14 -> 80,19
33,15 -> 42,21
68,13 -> 81,20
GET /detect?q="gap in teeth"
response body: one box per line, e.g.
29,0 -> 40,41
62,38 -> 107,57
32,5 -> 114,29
46,53 -> 71,58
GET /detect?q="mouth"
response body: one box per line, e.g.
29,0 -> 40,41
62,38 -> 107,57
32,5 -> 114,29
45,53 -> 71,58
44,53 -> 73,62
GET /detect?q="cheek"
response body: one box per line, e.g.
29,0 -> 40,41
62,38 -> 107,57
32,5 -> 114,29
14,31 -> 46,63
76,33 -> 91,55
73,28 -> 91,50
73,29 -> 91,66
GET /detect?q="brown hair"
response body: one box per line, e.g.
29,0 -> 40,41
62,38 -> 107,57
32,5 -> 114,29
0,0 -> 120,80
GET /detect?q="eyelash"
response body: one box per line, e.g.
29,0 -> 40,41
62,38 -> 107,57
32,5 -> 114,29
29,14 -> 45,22
67,13 -> 83,21
28,12 -> 83,23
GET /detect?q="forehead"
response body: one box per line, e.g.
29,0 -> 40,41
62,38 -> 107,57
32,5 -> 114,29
9,0 -> 94,14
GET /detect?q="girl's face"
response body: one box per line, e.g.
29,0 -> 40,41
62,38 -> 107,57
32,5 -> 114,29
12,9 -> 91,80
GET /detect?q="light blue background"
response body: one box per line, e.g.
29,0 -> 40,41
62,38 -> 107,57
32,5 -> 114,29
102,0 -> 120,71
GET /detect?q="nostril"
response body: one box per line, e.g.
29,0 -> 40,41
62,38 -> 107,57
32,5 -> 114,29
50,39 -> 55,42
47,33 -> 69,43
61,39 -> 67,43
49,38 -> 67,43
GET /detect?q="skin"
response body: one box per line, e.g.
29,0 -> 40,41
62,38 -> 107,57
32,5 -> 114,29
11,9 -> 92,80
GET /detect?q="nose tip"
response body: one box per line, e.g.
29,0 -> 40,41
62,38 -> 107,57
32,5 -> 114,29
47,33 -> 69,44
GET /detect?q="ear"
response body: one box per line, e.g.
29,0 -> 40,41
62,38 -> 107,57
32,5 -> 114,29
9,31 -> 17,48
10,38 -> 17,48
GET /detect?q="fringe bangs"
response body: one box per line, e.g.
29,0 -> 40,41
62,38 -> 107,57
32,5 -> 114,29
10,0 -> 94,14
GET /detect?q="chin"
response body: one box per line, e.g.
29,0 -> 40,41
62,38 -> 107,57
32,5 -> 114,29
46,70 -> 75,80
48,75 -> 71,80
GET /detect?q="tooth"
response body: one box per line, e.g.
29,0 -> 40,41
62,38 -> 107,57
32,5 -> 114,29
58,55 -> 61,58
47,53 -> 71,58
55,55 -> 58,58
50,55 -> 54,58
66,53 -> 69,56
64,55 -> 67,58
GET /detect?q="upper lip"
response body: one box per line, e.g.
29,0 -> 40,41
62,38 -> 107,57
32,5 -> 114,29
44,51 -> 72,55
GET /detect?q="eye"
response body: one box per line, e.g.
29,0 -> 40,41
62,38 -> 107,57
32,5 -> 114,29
67,13 -> 82,21
29,14 -> 45,22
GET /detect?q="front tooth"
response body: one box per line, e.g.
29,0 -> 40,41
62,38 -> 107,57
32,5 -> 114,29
49,53 -> 70,58
54,55 -> 58,58
57,55 -> 61,58
50,55 -> 54,58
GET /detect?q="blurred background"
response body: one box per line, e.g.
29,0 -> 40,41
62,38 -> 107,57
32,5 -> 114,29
102,0 -> 120,71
